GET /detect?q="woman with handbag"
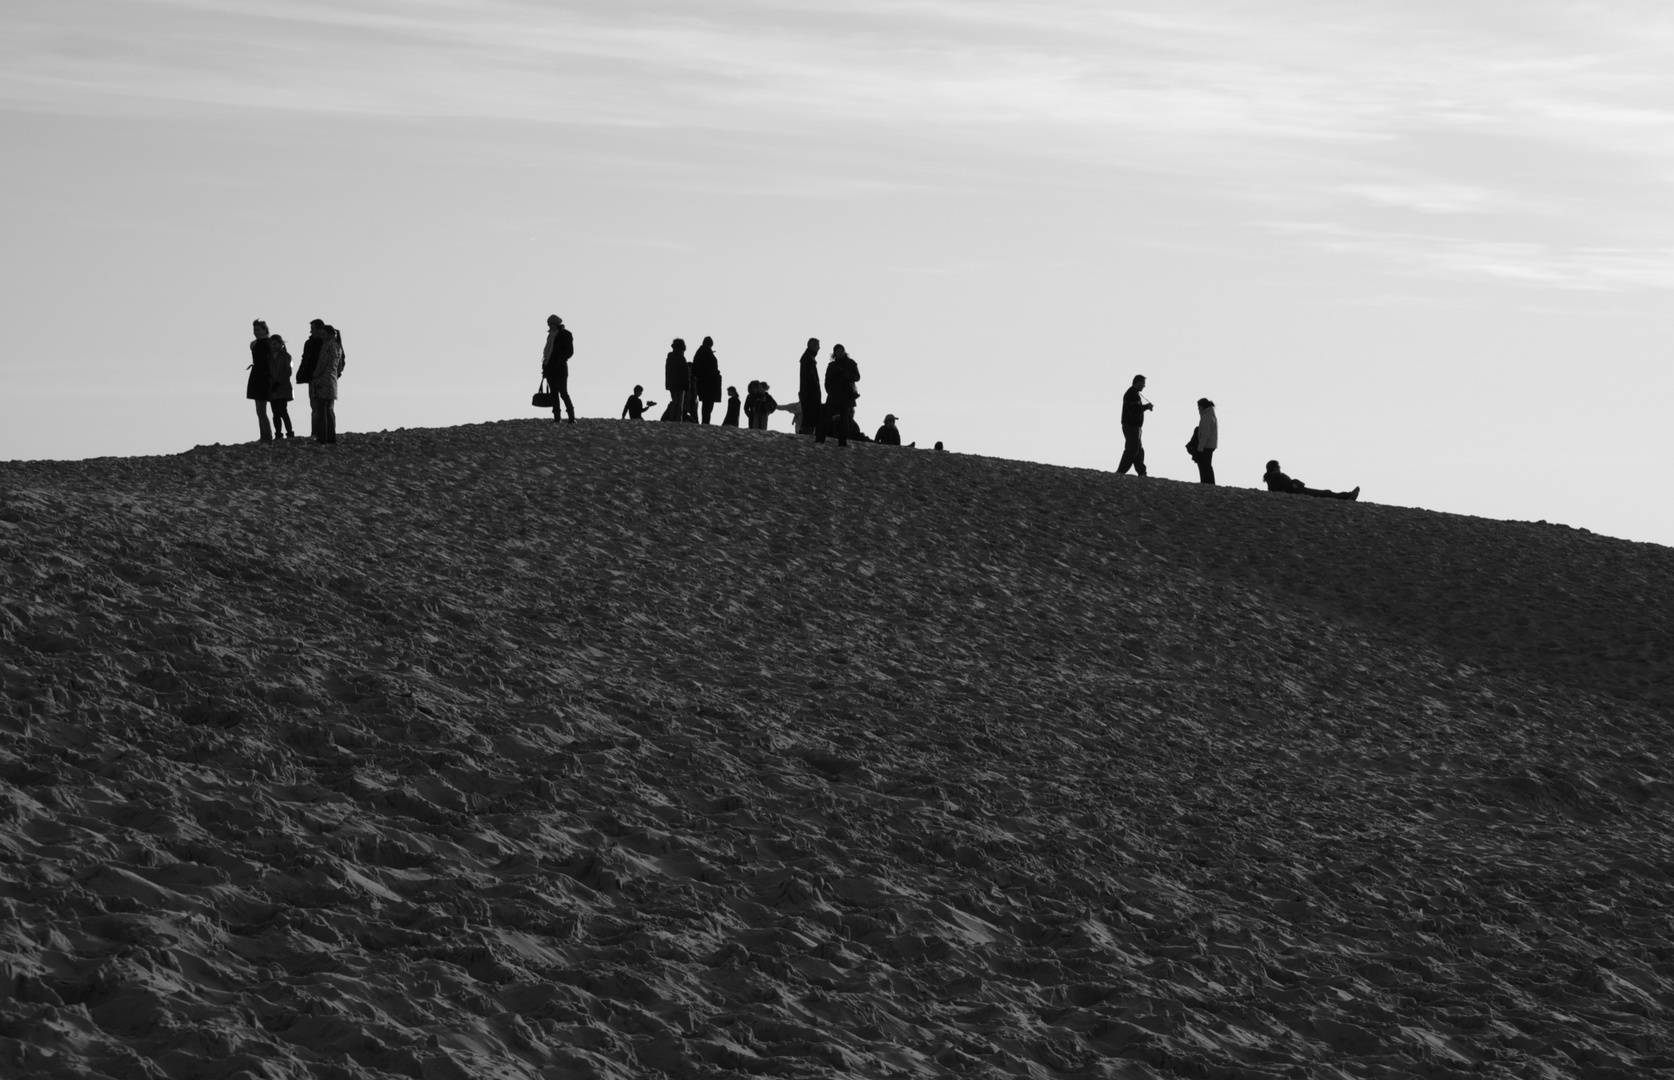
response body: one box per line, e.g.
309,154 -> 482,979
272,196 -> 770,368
1191,398 -> 1217,484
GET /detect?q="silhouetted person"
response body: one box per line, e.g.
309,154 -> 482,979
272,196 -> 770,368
268,333 -> 296,439
1117,374 -> 1151,476
1191,398 -> 1217,484
308,321 -> 344,444
934,441 -> 945,451
818,344 -> 860,446
875,413 -> 901,445
683,361 -> 699,422
621,384 -> 655,420
797,337 -> 822,435
745,381 -> 779,429
722,385 -> 741,426
543,315 -> 576,423
1264,460 -> 1359,501
662,339 -> 687,422
248,320 -> 277,442
692,336 -> 722,424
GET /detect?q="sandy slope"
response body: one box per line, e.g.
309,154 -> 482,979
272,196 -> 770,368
3,419 -> 1673,1080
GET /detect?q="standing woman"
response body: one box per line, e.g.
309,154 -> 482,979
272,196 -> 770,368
692,336 -> 722,424
662,338 -> 688,422
267,333 -> 296,439
722,385 -> 741,427
1193,397 -> 1218,484
818,344 -> 860,446
797,337 -> 822,435
248,321 -> 276,442
310,323 -> 344,444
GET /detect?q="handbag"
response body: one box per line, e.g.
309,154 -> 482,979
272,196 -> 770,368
1185,430 -> 1200,460
531,377 -> 554,408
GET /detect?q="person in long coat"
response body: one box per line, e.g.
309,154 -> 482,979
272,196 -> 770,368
692,336 -> 723,424
722,386 -> 741,427
309,322 -> 344,444
817,344 -> 860,446
662,339 -> 687,422
1192,398 -> 1218,484
797,337 -> 822,435
247,321 -> 276,442
267,333 -> 296,439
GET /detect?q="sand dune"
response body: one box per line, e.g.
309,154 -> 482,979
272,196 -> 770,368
3,419 -> 1672,1080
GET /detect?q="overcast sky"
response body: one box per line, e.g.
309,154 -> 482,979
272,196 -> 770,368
3,1 -> 1671,545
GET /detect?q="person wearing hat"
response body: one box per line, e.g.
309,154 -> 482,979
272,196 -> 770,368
542,315 -> 576,423
875,414 -> 902,445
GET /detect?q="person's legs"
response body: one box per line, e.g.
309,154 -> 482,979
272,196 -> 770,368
835,404 -> 852,446
552,370 -> 575,421
255,401 -> 273,441
272,400 -> 293,437
1197,448 -> 1215,484
309,397 -> 323,441
1117,423 -> 1144,475
701,400 -> 715,425
323,399 -> 337,443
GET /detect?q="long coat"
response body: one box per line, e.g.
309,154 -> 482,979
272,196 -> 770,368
824,355 -> 860,407
664,348 -> 687,394
267,339 -> 294,402
247,338 -> 272,400
691,343 -> 722,403
798,346 -> 821,408
310,338 -> 344,401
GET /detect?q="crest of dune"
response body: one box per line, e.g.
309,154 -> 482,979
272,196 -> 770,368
3,420 -> 1672,1079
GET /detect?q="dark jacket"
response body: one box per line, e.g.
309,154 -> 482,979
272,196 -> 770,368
875,422 -> 901,445
622,393 -> 650,420
1264,468 -> 1304,493
798,345 -> 822,408
544,327 -> 574,375
1121,385 -> 1148,427
722,394 -> 741,426
664,348 -> 687,394
692,343 -> 722,403
824,355 -> 860,406
267,338 -> 294,402
296,336 -> 322,384
247,339 -> 272,400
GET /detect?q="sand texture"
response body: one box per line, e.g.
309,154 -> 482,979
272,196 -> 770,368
3,419 -> 1674,1080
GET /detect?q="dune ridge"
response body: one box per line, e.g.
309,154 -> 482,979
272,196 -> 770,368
3,419 -> 1673,1080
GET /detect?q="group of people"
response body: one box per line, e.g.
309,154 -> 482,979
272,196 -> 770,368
1117,373 -> 1359,499
246,319 -> 345,444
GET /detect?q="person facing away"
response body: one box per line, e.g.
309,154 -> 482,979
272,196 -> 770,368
797,337 -> 822,435
1191,398 -> 1218,484
1117,374 -> 1151,476
692,336 -> 723,424
745,381 -> 779,429
722,385 -> 741,427
662,339 -> 688,422
621,384 -> 655,420
247,321 -> 278,442
817,344 -> 860,446
267,332 -> 296,439
875,413 -> 902,445
1264,459 -> 1359,501
308,320 -> 345,444
543,315 -> 576,423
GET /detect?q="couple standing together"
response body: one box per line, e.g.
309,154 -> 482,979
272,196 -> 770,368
246,319 -> 344,443
1117,374 -> 1219,484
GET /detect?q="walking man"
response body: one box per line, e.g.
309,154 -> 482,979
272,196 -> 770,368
543,315 -> 576,423
1117,374 -> 1152,476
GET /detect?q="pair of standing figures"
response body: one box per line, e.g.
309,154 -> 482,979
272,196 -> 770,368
1115,374 -> 1219,484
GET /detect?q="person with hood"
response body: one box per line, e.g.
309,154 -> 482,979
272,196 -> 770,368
542,315 -> 576,423
1190,398 -> 1217,484
247,320 -> 277,442
875,414 -> 902,445
692,336 -> 723,424
817,344 -> 860,446
1117,374 -> 1151,476
662,339 -> 688,422
1263,460 -> 1358,501
722,385 -> 741,427
308,321 -> 344,444
797,337 -> 822,435
267,332 -> 296,439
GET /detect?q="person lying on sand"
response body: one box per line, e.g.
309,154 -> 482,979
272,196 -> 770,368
1264,460 -> 1359,501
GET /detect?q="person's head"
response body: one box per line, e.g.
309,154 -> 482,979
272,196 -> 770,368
309,319 -> 325,338
270,334 -> 285,348
1266,459 -> 1280,473
934,441 -> 944,451
1198,397 -> 1213,410
884,413 -> 897,425
633,384 -> 643,395
702,336 -> 713,347
671,337 -> 685,352
761,382 -> 770,391
252,319 -> 269,338
1132,374 -> 1146,389
728,385 -> 738,398
548,314 -> 562,328
807,337 -> 819,349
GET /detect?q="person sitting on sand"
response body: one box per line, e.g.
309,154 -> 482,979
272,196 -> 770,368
621,385 -> 655,420
722,385 -> 741,427
1264,460 -> 1359,501
875,414 -> 902,445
